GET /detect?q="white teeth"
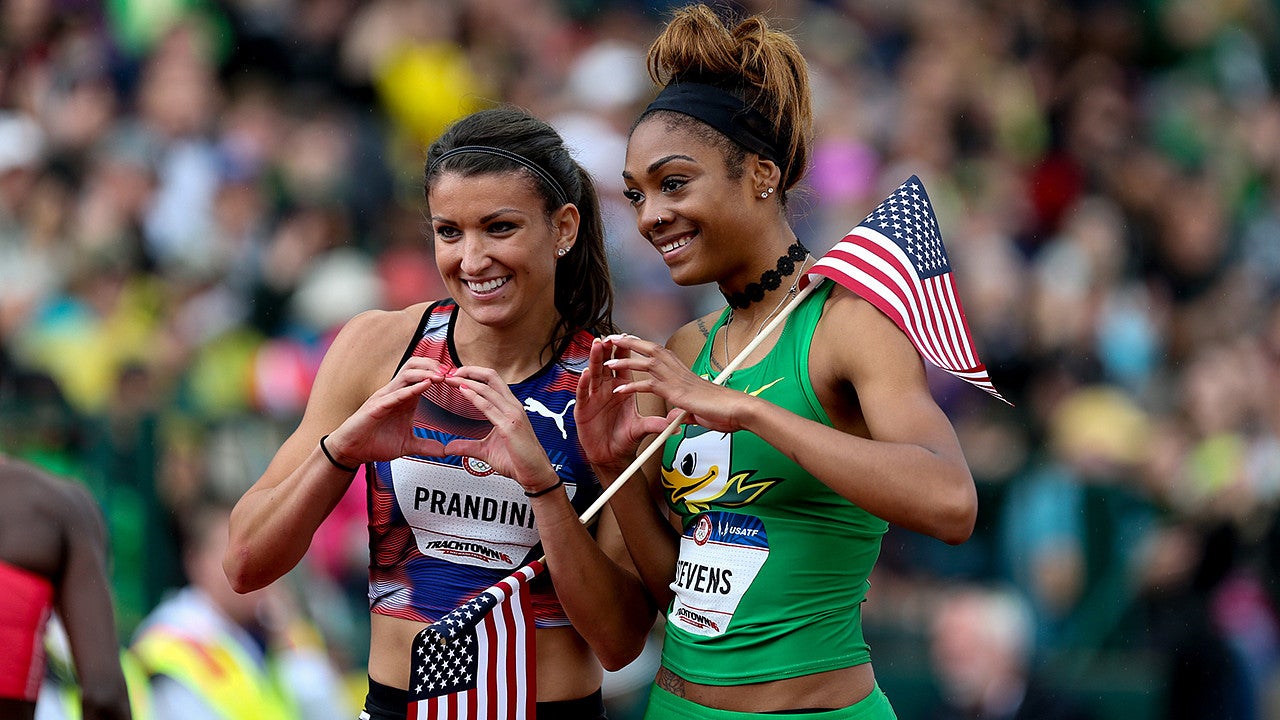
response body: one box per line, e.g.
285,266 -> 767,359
467,277 -> 509,293
658,237 -> 688,254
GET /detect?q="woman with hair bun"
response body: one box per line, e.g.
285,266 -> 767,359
226,107 -> 654,720
575,6 -> 977,718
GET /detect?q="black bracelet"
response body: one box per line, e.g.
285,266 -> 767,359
319,434 -> 359,473
523,478 -> 564,498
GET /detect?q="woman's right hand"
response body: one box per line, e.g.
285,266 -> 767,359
574,336 -> 675,475
595,333 -> 752,434
322,356 -> 448,467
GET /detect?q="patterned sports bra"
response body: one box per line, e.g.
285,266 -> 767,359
367,300 -> 600,627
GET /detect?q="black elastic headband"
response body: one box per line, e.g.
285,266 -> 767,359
642,81 -> 786,175
429,145 -> 570,206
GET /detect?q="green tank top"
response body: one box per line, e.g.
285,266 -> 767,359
659,280 -> 889,685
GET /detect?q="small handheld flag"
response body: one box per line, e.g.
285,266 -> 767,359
805,175 -> 1007,403
408,561 -> 544,720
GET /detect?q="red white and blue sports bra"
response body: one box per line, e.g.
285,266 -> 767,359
367,300 -> 600,628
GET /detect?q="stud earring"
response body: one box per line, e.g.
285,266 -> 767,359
760,187 -> 775,199
557,247 -> 568,257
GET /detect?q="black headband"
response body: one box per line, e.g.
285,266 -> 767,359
642,81 -> 787,176
428,145 -> 570,206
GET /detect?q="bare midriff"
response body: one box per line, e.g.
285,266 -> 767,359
368,613 -> 602,702
656,661 -> 877,712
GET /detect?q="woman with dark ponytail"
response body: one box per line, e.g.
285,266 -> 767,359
575,6 -> 977,719
226,107 -> 653,720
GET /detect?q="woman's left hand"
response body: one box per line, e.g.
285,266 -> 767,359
575,336 -> 679,475
601,334 -> 749,433
436,366 -> 561,493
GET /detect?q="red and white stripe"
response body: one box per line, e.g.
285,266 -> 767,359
412,562 -> 541,720
806,226 -> 1006,403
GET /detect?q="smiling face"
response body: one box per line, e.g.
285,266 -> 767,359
623,117 -> 762,287
428,171 -> 576,335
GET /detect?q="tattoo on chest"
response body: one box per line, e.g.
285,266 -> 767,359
695,317 -> 711,339
696,318 -> 725,371
657,667 -> 686,697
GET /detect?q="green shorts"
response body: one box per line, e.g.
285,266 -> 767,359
642,683 -> 898,720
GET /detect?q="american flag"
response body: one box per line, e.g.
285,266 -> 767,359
804,175 -> 1007,403
408,561 -> 544,720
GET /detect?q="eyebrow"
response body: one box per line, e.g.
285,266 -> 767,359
430,208 -> 524,224
622,154 -> 698,180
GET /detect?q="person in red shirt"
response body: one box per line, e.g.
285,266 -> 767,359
0,455 -> 132,720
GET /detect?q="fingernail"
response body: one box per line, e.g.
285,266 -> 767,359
603,359 -> 618,367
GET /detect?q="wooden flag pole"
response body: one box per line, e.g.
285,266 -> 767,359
573,278 -> 826,529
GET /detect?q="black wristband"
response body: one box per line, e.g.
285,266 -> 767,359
319,434 -> 359,473
523,478 -> 565,498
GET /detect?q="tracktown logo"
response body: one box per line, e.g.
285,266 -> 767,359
675,607 -> 720,632
421,540 -> 512,564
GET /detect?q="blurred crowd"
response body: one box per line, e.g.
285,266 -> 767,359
2,0 -> 1279,718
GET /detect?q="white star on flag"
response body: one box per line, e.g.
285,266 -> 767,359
407,561 -> 544,719
803,175 -> 1007,403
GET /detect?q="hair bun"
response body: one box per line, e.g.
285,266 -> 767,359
646,3 -> 813,190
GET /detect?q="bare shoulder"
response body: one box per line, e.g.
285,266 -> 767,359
322,304 -> 433,387
0,460 -> 100,573
812,284 -> 925,382
807,284 -> 938,427
0,460 -> 76,517
335,305 -> 429,355
18,465 -> 101,530
49,475 -> 107,539
666,307 -> 725,365
47,473 -> 100,516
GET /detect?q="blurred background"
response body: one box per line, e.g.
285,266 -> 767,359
1,0 -> 1278,718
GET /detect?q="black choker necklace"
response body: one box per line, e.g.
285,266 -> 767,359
723,242 -> 810,310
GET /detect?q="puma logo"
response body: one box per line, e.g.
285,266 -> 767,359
523,397 -> 576,440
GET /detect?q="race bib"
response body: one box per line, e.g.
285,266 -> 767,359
390,456 -> 559,570
668,511 -> 769,637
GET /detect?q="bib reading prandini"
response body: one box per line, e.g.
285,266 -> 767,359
368,299 -> 600,628
391,455 -> 573,570
670,511 -> 769,637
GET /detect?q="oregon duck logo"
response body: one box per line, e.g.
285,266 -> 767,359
662,425 -> 780,514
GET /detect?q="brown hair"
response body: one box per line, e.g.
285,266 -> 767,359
425,108 -> 616,355
644,4 -> 813,192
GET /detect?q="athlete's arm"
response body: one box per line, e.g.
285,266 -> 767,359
575,323 -> 712,607
57,482 -> 132,720
526,485 -> 656,670
750,287 -> 977,543
224,307 -> 443,592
